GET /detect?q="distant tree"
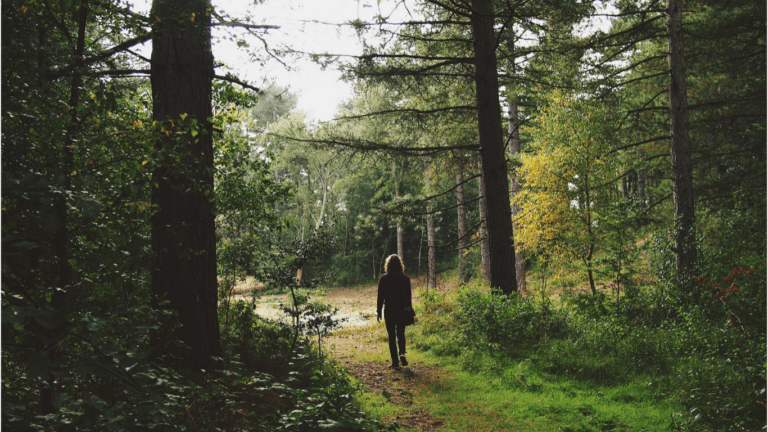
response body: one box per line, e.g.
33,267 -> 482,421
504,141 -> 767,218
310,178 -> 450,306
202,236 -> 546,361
665,0 -> 695,282
423,155 -> 437,289
515,92 -> 618,294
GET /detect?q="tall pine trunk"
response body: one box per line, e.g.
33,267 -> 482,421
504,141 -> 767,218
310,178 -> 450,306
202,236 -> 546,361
394,158 -> 404,260
477,158 -> 491,282
471,0 -> 517,294
150,0 -> 222,365
424,155 -> 436,290
507,42 -> 526,292
453,151 -> 467,282
666,0 -> 696,282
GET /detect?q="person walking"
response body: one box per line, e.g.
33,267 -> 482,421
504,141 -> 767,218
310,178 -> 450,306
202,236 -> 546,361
376,254 -> 413,368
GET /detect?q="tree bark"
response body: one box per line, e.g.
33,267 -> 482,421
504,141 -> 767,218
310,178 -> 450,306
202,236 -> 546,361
424,155 -> 436,290
44,0 -> 89,414
666,0 -> 696,281
621,176 -> 627,198
507,48 -> 526,292
477,158 -> 491,282
150,0 -> 222,366
453,150 -> 467,282
394,158 -> 404,260
471,0 -> 517,294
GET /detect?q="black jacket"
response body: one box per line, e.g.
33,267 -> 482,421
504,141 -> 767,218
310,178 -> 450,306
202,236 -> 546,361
376,272 -> 412,317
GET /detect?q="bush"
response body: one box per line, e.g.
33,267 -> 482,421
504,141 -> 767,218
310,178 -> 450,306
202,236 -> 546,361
457,282 -> 569,351
325,251 -> 373,287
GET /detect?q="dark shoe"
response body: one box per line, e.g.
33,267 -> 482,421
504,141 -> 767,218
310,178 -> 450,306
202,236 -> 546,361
388,362 -> 400,369
399,355 -> 408,366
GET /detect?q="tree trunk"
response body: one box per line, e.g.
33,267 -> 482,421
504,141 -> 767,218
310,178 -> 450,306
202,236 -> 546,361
45,0 -> 89,413
637,170 -> 646,210
313,175 -> 328,230
394,158 -> 404,259
150,0 -> 222,366
424,155 -> 436,290
453,151 -> 467,282
477,159 -> 491,282
471,0 -> 517,294
705,126 -> 726,176
621,176 -> 627,198
507,50 -> 526,292
666,0 -> 697,282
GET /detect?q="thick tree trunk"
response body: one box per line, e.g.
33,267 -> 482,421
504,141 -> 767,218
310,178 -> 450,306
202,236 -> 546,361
150,0 -> 222,365
453,150 -> 467,282
666,0 -> 697,281
477,159 -> 491,282
507,64 -> 526,293
424,156 -> 436,290
471,0 -> 517,294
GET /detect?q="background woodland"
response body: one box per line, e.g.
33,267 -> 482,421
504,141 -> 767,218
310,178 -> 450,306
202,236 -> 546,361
2,0 -> 765,430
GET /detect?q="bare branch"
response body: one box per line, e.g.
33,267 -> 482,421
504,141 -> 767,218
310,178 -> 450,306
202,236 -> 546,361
333,105 -> 476,121
213,74 -> 260,93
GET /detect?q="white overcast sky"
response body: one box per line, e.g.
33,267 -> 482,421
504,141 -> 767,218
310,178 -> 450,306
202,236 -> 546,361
131,0 -> 408,122
131,0 -> 611,122
213,0 -> 421,123
211,0 -> 389,122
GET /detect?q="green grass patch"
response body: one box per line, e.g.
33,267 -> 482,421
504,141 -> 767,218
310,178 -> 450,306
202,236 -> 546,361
402,347 -> 676,432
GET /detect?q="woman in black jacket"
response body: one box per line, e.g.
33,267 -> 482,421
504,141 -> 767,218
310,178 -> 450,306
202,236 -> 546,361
376,254 -> 413,368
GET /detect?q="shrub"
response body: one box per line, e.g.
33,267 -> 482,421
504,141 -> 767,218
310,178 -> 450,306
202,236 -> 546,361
457,283 -> 569,351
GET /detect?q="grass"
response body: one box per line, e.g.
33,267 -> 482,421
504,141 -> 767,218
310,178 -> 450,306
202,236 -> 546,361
336,258 -> 765,431
345,280 -> 682,432
349,340 -> 677,431
395,348 -> 675,431
355,381 -> 418,431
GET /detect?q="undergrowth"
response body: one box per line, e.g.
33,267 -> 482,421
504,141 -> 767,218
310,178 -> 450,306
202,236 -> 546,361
2,298 -> 394,431
409,263 -> 767,431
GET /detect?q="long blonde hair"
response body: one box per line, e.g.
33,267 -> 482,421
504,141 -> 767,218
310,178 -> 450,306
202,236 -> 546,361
384,254 -> 404,274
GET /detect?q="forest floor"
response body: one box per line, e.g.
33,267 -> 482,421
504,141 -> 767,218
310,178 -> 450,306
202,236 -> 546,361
231,274 -> 457,431
324,273 -> 457,432
230,275 -> 678,431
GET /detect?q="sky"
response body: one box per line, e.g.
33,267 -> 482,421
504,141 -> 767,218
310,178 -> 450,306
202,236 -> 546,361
131,0 -> 613,123
131,0 -> 401,122
210,0 -> 409,123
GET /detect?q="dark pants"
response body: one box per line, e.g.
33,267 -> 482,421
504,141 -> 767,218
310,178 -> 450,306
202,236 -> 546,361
384,308 -> 406,363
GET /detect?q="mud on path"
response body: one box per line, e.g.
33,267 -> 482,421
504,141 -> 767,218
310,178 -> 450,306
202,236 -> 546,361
229,274 -> 456,431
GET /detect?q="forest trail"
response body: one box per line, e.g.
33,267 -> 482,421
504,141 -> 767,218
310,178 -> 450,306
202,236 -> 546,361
233,275 -> 458,431
328,325 -> 449,431
325,274 -> 454,431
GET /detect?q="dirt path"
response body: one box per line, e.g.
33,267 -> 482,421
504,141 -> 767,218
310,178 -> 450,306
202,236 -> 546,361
323,274 -> 461,431
328,326 -> 448,432
231,274 -> 454,431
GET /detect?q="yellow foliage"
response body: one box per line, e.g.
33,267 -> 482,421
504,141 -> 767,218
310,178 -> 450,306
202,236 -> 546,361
514,91 -> 616,263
